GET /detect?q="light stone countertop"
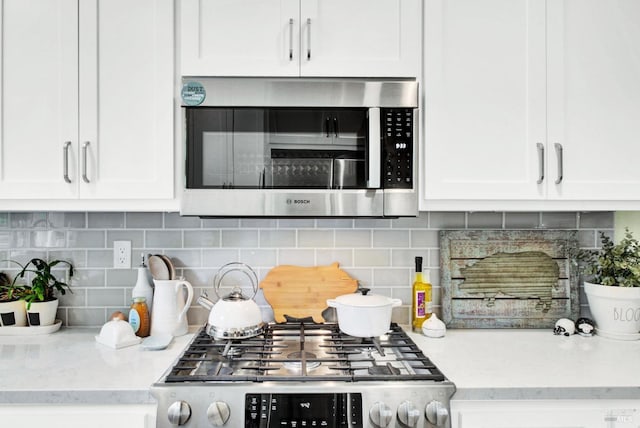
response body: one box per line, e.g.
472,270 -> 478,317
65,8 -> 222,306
408,328 -> 640,400
1,326 -> 639,404
0,327 -> 193,404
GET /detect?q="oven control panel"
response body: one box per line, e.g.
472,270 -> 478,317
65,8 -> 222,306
245,393 -> 363,428
382,108 -> 414,189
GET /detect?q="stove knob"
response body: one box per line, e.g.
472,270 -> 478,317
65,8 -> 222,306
167,400 -> 191,426
207,401 -> 231,426
425,401 -> 449,427
369,402 -> 393,427
397,401 -> 421,427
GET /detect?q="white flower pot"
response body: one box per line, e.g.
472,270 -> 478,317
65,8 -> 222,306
584,281 -> 640,340
0,300 -> 27,327
26,299 -> 59,327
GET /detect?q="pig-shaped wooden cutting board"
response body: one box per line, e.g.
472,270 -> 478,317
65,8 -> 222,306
260,262 -> 358,322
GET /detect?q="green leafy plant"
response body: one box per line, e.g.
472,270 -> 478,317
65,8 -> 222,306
0,271 -> 28,302
579,228 -> 640,287
5,258 -> 74,307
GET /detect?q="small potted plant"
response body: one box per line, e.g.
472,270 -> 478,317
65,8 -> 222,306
0,272 -> 28,327
580,228 -> 640,340
6,258 -> 74,327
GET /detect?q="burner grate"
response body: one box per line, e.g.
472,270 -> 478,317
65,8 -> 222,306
164,322 -> 445,383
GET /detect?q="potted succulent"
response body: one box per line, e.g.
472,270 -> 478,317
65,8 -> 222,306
0,272 -> 28,327
6,258 -> 74,327
580,228 -> 640,340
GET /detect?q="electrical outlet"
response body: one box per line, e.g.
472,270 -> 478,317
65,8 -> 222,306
113,240 -> 132,269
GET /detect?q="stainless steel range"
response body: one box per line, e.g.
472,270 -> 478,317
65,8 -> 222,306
151,321 -> 455,428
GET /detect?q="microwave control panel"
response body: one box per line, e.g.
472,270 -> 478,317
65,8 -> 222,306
382,108 -> 414,188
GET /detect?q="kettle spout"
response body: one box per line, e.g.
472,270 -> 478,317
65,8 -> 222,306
197,291 -> 214,311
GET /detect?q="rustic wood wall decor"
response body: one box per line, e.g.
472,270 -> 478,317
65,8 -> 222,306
440,230 -> 579,328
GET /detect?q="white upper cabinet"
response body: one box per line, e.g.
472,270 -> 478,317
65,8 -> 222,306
180,0 -> 421,77
0,0 -> 174,209
423,0 -> 546,204
422,0 -> 640,211
546,0 -> 640,202
0,0 -> 79,200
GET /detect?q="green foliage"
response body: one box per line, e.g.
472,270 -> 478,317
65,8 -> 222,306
580,228 -> 640,287
4,258 -> 74,306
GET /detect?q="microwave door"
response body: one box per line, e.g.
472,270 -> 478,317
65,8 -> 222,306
367,107 -> 381,189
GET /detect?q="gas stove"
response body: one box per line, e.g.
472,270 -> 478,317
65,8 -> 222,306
151,322 -> 455,428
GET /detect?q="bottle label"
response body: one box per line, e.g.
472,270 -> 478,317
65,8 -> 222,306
416,290 -> 426,318
128,309 -> 140,333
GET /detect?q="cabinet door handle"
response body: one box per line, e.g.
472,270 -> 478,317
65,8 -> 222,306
536,143 -> 545,184
306,18 -> 311,60
82,141 -> 91,183
554,143 -> 563,184
63,141 -> 72,183
333,116 -> 339,138
288,18 -> 294,60
325,116 -> 331,137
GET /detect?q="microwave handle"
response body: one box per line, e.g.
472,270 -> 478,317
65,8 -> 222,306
367,108 -> 381,188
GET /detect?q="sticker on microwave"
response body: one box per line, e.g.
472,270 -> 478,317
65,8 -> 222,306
181,81 -> 206,106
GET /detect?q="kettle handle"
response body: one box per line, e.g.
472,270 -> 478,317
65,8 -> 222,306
212,262 -> 259,299
175,280 -> 194,323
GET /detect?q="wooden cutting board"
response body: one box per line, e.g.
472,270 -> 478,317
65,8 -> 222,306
260,262 -> 358,322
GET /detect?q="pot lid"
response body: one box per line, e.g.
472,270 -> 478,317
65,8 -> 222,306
334,288 -> 394,307
222,287 -> 249,302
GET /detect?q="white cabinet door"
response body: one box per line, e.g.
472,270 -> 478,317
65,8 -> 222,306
0,0 -> 174,205
299,0 -> 421,77
0,0 -> 79,199
180,0 -> 421,78
422,0 -> 546,204
78,0 -> 174,199
547,0 -> 640,201
0,404 -> 155,428
180,0 -> 300,76
452,400 -> 640,428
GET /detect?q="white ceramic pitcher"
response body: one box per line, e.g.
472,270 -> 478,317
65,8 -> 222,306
151,279 -> 194,337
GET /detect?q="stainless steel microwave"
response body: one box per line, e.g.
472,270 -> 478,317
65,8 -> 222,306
179,78 -> 418,217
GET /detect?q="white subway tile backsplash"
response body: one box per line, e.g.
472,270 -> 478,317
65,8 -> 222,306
410,230 -> 438,248
541,212 -> 578,228
467,212 -> 504,228
278,249 -> 315,265
354,249 -> 390,266
126,212 -> 163,228
315,250 -> 353,267
0,210 -> 613,326
67,230 -> 105,248
88,212 -> 124,229
260,230 -> 296,248
504,212 -> 541,229
165,212 -> 201,229
146,230 -> 183,248
299,230 -> 334,247
373,230 -> 409,248
107,230 -> 144,248
429,212 -> 465,229
335,230 -> 371,248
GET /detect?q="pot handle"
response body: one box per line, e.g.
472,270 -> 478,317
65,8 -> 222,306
326,298 -> 339,308
390,298 -> 402,307
175,280 -> 194,323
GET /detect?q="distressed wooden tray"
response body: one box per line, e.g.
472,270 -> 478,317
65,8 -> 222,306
440,230 -> 579,328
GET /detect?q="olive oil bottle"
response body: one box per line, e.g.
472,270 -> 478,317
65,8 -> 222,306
412,256 -> 432,332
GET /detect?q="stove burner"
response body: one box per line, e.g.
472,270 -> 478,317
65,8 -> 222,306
283,351 -> 321,371
368,362 -> 400,376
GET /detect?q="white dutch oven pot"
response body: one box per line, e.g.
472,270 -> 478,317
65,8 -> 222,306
327,288 -> 402,337
197,262 -> 264,339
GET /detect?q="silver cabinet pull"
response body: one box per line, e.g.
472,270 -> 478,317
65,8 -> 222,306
288,18 -> 294,60
63,141 -> 72,183
82,141 -> 90,183
333,116 -> 339,138
554,143 -> 563,184
367,108 -> 381,188
536,143 -> 545,184
306,18 -> 311,60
